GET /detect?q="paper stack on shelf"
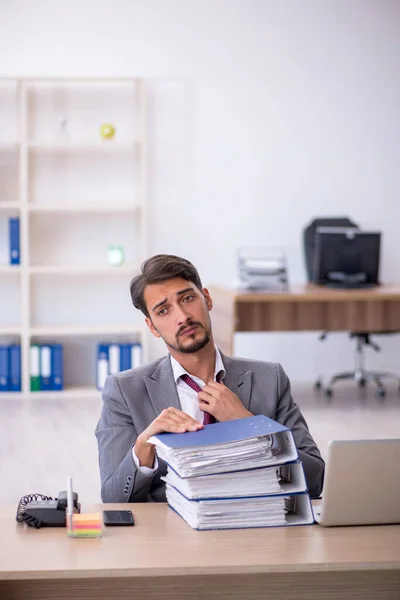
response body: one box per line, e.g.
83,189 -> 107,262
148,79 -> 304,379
149,415 -> 314,530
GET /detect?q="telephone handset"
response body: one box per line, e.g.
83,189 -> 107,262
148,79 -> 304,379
16,491 -> 81,528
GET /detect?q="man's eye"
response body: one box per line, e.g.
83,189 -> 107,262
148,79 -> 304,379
183,295 -> 194,302
158,307 -> 168,316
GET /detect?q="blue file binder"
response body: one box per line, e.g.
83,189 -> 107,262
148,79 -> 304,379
150,415 -> 298,479
97,343 -> 109,390
108,343 -> 120,375
40,345 -> 52,391
167,487 -> 314,530
152,414 -> 290,449
9,345 -> 21,392
8,217 -> 20,265
51,344 -> 63,391
131,343 -> 143,368
0,346 -> 9,392
163,460 -> 308,501
119,344 -> 132,372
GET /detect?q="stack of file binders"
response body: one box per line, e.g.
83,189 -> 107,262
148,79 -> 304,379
149,415 -> 314,530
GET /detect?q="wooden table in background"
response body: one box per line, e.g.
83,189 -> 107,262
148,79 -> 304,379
1,504 -> 400,600
209,284 -> 400,355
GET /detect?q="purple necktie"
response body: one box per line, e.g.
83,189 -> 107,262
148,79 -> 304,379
180,373 -> 219,425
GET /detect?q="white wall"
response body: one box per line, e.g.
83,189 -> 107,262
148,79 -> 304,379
1,0 -> 400,382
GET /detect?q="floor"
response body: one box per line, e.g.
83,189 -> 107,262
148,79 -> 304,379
1,381 -> 399,505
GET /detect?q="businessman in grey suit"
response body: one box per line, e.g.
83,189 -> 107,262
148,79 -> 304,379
96,254 -> 324,502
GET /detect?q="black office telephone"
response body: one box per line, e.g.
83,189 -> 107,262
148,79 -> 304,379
16,491 -> 81,529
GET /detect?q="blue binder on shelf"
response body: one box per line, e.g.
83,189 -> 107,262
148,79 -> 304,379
131,343 -> 143,368
97,343 -> 109,390
0,346 -> 9,392
119,344 -> 132,372
40,345 -> 52,391
9,345 -> 21,392
51,344 -> 63,391
108,343 -> 120,375
8,217 -> 20,265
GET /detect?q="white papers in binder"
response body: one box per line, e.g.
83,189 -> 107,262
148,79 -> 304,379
162,461 -> 306,500
151,429 -> 297,478
167,486 -> 314,530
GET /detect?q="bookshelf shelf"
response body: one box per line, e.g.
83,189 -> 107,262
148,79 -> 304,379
30,325 -> 143,337
29,263 -> 138,275
0,265 -> 20,273
0,202 -> 21,210
31,386 -> 101,399
0,387 -> 101,400
0,392 -> 24,400
27,203 -> 140,214
0,326 -> 21,335
0,143 -> 19,152
27,141 -> 139,152
0,77 -> 148,396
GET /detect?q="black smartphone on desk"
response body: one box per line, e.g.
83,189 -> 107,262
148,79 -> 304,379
103,510 -> 134,526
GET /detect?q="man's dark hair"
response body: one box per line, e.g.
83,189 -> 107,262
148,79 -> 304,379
130,254 -> 203,318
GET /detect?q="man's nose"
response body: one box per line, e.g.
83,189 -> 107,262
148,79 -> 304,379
175,304 -> 191,325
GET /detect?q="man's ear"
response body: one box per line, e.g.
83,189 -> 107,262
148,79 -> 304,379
145,317 -> 161,338
202,288 -> 213,311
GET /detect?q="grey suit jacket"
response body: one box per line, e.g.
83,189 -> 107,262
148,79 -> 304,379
95,353 -> 324,503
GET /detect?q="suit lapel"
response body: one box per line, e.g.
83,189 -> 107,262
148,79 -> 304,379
143,352 -> 253,416
220,352 -> 252,411
144,356 -> 181,416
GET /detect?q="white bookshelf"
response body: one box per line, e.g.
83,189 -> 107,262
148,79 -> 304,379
28,203 -> 139,214
30,325 -> 143,336
29,263 -> 138,274
0,202 -> 21,210
0,78 -> 148,398
0,326 -> 22,335
23,386 -> 103,400
0,265 -> 20,273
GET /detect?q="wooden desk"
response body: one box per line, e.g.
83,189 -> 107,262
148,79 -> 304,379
209,284 -> 400,355
1,504 -> 400,600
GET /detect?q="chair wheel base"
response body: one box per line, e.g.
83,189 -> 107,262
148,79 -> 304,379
376,387 -> 386,398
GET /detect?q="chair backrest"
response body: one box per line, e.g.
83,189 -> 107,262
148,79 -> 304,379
303,217 -> 359,282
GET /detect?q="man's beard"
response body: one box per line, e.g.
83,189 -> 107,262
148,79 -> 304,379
165,321 -> 211,354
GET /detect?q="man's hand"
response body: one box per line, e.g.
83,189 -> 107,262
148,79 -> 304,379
198,381 -> 252,422
134,408 -> 203,468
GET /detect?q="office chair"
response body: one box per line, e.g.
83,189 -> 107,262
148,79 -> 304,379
303,216 -> 400,399
314,332 -> 400,398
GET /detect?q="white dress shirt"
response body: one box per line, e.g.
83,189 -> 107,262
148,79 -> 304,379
132,346 -> 225,475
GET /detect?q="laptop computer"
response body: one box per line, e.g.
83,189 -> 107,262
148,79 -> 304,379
313,439 -> 400,526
